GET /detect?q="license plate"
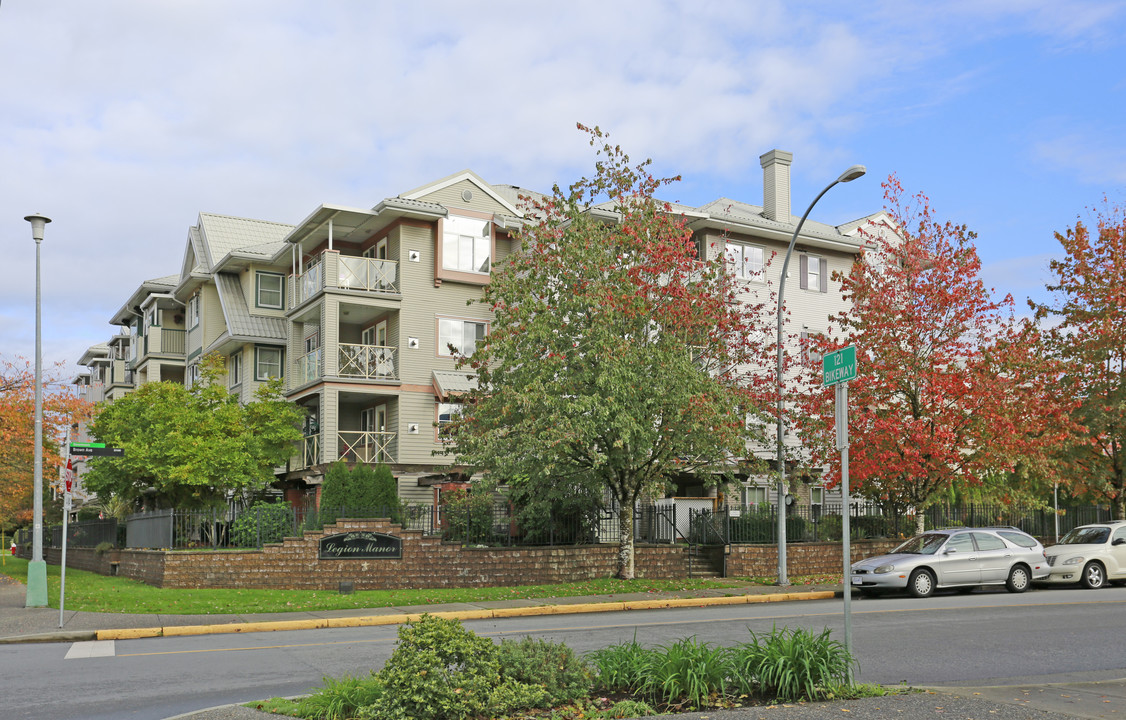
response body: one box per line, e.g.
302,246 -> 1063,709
850,576 -> 863,585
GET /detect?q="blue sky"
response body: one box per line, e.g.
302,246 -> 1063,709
2,0 -> 1124,376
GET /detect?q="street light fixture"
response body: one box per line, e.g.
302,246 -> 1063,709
774,166 -> 864,586
24,213 -> 51,608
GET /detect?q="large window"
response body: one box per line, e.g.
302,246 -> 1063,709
725,242 -> 765,280
442,216 -> 491,274
438,318 -> 486,357
255,346 -> 283,380
256,272 -> 285,309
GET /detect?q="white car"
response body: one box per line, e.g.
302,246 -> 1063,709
1041,520 -> 1126,589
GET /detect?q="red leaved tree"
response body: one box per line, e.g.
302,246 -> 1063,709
1033,200 -> 1126,518
798,177 -> 1072,532
0,356 -> 91,530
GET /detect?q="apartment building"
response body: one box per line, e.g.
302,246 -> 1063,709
75,152 -> 876,512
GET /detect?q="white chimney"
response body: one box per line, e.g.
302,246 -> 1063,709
760,149 -> 793,222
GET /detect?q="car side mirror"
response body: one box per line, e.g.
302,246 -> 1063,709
1113,538 -> 1126,546
944,548 -> 958,555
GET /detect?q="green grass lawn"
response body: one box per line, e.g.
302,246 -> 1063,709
0,557 -> 808,615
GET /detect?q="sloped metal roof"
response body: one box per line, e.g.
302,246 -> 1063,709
214,273 -> 287,341
432,370 -> 479,399
197,213 -> 295,269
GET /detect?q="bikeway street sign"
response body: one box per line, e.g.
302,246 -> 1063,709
823,345 -> 857,387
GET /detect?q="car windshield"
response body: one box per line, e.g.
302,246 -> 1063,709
893,534 -> 948,555
1059,527 -> 1110,545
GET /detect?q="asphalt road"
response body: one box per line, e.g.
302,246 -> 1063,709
3,585 -> 1124,719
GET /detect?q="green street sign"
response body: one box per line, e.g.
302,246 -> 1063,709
70,443 -> 125,457
823,345 -> 858,387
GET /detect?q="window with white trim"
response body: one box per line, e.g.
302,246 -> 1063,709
228,351 -> 242,387
442,216 -> 491,274
437,402 -> 463,438
255,346 -> 283,380
188,295 -> 200,328
438,318 -> 486,357
742,485 -> 767,507
800,254 -> 828,293
725,242 -> 765,280
256,272 -> 284,309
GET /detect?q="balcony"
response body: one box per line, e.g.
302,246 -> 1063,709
292,252 -> 400,307
295,347 -> 322,386
338,344 -> 398,380
338,430 -> 396,464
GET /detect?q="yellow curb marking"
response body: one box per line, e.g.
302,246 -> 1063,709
94,591 -> 837,642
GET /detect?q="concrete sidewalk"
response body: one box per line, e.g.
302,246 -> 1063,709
2,574 -> 1122,719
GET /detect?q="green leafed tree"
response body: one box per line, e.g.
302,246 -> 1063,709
1033,200 -> 1126,518
446,125 -> 774,579
83,353 -> 304,508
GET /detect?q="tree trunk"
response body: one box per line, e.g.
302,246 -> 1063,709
915,512 -> 925,536
617,503 -> 635,580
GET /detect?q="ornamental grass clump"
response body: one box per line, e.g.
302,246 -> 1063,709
729,625 -> 856,701
293,674 -> 383,720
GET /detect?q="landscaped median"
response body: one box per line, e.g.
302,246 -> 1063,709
94,589 -> 836,641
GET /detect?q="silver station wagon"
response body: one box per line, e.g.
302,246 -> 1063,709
850,527 -> 1051,598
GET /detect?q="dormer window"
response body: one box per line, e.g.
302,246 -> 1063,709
256,272 -> 285,309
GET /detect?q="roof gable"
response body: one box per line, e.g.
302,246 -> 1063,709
401,170 -> 520,216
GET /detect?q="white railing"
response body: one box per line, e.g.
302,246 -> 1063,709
300,433 -> 320,468
338,431 -> 396,464
338,344 -> 397,380
339,256 -> 399,293
295,347 -> 322,386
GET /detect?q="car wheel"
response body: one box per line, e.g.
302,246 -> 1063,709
1081,562 -> 1106,589
1006,565 -> 1031,593
908,569 -> 935,598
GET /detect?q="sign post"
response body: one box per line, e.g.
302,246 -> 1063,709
823,345 -> 856,682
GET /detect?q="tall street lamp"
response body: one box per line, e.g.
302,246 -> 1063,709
24,213 -> 51,608
774,166 -> 865,586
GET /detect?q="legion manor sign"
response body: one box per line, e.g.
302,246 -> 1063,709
318,531 -> 402,560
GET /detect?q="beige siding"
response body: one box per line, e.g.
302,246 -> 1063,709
415,179 -> 512,217
397,478 -> 433,507
395,390 -> 446,465
202,284 -> 225,350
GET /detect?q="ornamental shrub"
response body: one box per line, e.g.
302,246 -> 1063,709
496,636 -> 592,707
230,501 -> 294,547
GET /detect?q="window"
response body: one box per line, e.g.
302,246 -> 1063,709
438,318 -> 486,357
256,272 -> 284,309
946,533 -> 975,553
742,485 -> 767,507
800,330 -> 823,364
255,346 -> 283,380
228,351 -> 242,387
725,242 -> 765,280
442,216 -> 491,274
147,307 -> 159,329
800,254 -> 828,293
437,402 -> 463,438
188,295 -> 200,328
810,487 -> 824,506
971,532 -> 1007,551
186,362 -> 200,388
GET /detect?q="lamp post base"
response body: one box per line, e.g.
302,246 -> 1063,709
25,560 -> 48,607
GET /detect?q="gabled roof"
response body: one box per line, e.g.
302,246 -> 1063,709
197,213 -> 294,269
692,198 -> 864,252
213,273 -> 287,343
78,343 -> 110,366
110,274 -> 181,326
401,169 -> 521,216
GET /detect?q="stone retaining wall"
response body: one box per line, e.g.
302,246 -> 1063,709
39,520 -> 902,590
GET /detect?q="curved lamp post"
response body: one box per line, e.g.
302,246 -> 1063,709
774,166 -> 864,586
24,213 -> 51,607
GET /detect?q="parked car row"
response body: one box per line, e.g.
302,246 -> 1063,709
850,520 -> 1126,598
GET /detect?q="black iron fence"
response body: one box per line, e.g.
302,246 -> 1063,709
709,503 -> 1116,545
22,500 -> 1117,551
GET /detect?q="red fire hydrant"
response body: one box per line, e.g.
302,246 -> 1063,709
10,542 -> 16,556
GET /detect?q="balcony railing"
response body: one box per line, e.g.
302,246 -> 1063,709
294,262 -> 324,306
295,347 -> 322,386
291,254 -> 400,308
301,433 -> 320,468
338,344 -> 398,380
340,256 -> 398,293
338,430 -> 396,464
